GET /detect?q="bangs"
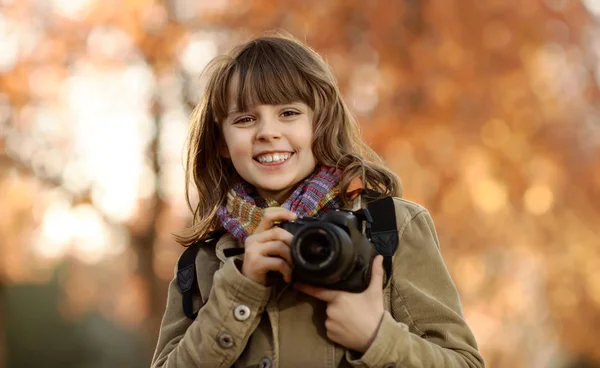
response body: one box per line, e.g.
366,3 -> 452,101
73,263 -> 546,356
210,39 -> 317,121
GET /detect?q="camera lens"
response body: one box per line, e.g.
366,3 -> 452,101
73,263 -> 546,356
296,229 -> 335,267
299,232 -> 332,265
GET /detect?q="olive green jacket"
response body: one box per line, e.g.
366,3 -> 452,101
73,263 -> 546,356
151,196 -> 485,368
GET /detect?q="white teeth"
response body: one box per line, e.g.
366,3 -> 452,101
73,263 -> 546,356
257,153 -> 290,164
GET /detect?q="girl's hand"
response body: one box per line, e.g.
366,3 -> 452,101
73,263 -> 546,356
294,255 -> 386,354
241,207 -> 297,285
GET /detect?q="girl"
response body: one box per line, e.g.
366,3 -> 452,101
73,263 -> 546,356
151,33 -> 485,368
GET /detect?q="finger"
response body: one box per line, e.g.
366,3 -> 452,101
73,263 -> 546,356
252,227 -> 294,245
260,241 -> 293,265
367,255 -> 385,293
294,283 -> 338,302
324,320 -> 343,343
255,207 -> 297,233
260,257 -> 293,283
324,318 -> 336,335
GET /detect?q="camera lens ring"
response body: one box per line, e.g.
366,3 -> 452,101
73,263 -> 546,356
291,224 -> 341,271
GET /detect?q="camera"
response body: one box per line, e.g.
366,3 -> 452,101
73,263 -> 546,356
279,209 -> 376,292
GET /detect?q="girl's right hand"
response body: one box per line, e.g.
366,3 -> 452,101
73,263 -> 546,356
241,207 -> 298,285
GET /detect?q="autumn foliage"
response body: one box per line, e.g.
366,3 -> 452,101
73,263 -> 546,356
0,0 -> 599,367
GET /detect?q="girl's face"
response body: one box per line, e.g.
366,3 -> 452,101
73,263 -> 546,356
220,96 -> 317,203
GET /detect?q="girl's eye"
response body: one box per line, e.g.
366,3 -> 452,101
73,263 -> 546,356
281,110 -> 299,117
234,116 -> 254,125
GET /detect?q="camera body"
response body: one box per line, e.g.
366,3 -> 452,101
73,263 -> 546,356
279,209 -> 376,292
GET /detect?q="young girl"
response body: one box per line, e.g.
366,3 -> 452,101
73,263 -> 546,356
151,33 -> 485,368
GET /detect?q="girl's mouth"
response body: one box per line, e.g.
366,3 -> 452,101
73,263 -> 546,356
254,152 -> 294,165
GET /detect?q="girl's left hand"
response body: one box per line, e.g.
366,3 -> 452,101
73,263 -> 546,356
294,255 -> 386,354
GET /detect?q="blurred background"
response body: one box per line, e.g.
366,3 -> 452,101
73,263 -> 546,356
0,0 -> 599,367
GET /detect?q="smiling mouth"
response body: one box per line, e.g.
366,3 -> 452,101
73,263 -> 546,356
254,152 -> 294,164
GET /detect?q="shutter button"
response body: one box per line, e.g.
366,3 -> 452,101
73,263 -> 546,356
234,304 -> 251,321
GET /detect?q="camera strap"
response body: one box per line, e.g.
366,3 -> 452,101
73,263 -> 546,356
362,189 -> 399,288
176,231 -> 224,319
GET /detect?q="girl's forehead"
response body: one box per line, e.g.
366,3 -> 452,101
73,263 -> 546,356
224,71 -> 305,113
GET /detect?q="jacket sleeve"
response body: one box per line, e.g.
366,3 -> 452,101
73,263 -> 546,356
151,256 -> 271,368
347,204 -> 485,368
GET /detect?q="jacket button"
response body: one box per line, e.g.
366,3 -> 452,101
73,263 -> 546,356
217,332 -> 234,349
234,304 -> 251,321
258,357 -> 272,368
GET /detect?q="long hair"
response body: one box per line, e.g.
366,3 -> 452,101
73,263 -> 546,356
177,32 -> 401,246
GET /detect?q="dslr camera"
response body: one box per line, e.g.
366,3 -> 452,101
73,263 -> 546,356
279,209 -> 376,292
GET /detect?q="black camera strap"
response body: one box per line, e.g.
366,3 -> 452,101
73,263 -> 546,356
176,231 -> 224,319
362,189 -> 399,288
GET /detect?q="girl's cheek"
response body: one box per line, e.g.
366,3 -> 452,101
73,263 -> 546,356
230,144 -> 250,158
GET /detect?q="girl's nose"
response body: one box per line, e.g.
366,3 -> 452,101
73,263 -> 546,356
255,116 -> 282,141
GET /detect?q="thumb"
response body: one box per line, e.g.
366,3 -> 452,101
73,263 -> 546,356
367,255 -> 385,293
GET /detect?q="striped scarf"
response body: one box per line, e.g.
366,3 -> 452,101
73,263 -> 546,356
217,166 -> 343,243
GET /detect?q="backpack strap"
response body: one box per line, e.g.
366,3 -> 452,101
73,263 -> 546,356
177,231 -> 224,319
363,189 -> 399,287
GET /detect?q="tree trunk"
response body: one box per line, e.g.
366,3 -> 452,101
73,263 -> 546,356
0,283 -> 6,368
133,97 -> 166,349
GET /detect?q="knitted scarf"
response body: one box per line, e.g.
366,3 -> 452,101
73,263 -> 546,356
217,166 -> 344,243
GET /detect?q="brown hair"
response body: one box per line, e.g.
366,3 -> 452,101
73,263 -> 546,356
178,32 -> 401,246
